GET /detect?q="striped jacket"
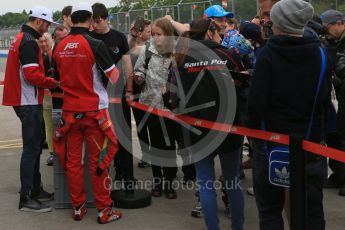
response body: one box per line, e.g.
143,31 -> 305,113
2,25 -> 57,106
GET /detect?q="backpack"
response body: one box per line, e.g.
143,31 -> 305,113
143,41 -> 153,70
135,42 -> 153,91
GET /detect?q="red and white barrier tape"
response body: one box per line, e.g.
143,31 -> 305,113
128,100 -> 345,164
1,82 -> 344,163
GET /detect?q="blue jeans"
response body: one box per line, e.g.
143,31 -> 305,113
14,105 -> 44,196
252,140 -> 327,230
195,148 -> 244,230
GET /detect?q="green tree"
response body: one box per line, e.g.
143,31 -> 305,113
53,11 -> 62,22
311,0 -> 336,15
0,12 -> 28,27
235,0 -> 258,20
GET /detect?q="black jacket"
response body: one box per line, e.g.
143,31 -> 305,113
246,35 -> 331,141
177,40 -> 245,154
325,31 -> 345,139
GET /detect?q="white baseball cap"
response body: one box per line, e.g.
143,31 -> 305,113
29,6 -> 58,24
71,2 -> 93,15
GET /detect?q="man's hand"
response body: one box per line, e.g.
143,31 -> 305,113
53,81 -> 60,89
48,80 -> 60,89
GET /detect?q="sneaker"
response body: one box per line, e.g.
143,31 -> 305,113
30,188 -> 54,202
46,154 -> 54,166
191,201 -> 204,218
137,160 -> 150,168
97,207 -> 122,224
73,203 -> 87,221
247,187 -> 254,196
19,195 -> 52,213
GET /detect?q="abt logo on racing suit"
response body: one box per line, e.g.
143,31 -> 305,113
64,43 -> 79,50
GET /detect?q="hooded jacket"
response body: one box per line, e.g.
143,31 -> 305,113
247,35 -> 332,141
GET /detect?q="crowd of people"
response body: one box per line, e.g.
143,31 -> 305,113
1,0 -> 345,229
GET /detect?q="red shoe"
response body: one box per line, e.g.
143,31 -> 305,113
97,207 -> 122,224
73,203 -> 87,221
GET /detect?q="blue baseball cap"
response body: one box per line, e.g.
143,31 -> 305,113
320,10 -> 344,26
204,5 -> 234,18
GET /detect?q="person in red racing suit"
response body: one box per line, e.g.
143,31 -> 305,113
52,2 -> 121,224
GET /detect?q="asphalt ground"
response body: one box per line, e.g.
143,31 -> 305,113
0,71 -> 344,229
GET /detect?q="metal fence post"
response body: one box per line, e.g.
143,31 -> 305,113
336,0 -> 338,10
190,4 -> 194,21
232,0 -> 236,14
151,2 -> 157,21
289,134 -> 307,230
177,0 -> 184,22
116,12 -> 119,31
256,0 -> 260,14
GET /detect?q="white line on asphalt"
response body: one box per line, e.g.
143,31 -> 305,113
0,139 -> 22,143
0,145 -> 22,149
